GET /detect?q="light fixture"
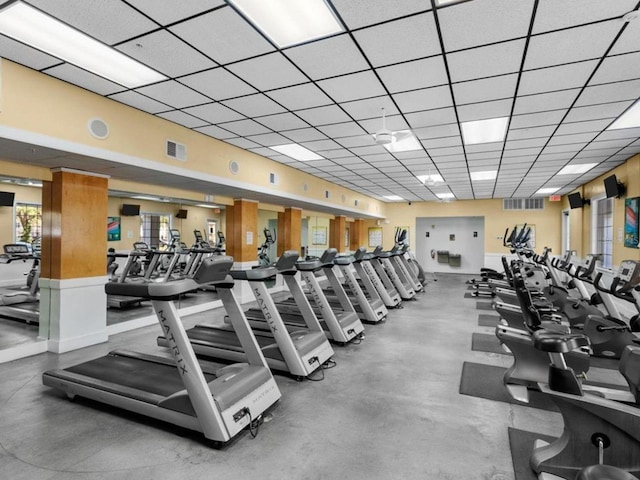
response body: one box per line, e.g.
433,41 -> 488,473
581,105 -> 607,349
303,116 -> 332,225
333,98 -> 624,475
608,99 -> 640,130
436,192 -> 455,199
435,0 -> 468,6
417,173 -> 444,186
270,143 -> 323,161
536,187 -> 558,195
0,1 -> 166,88
384,195 -> 403,201
460,117 -> 509,145
470,170 -> 497,181
227,0 -> 344,48
195,203 -> 220,208
557,163 -> 598,175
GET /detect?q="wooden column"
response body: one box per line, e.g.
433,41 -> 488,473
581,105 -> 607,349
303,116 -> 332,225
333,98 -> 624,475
330,215 -> 347,253
282,207 -> 301,256
351,219 -> 366,250
229,199 -> 258,263
277,212 -> 285,257
40,168 -> 109,352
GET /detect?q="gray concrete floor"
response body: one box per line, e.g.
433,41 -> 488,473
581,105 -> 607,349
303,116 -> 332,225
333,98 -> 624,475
0,273 -> 568,480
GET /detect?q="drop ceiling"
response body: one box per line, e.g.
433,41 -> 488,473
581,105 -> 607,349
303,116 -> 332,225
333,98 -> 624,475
1,0 -> 640,205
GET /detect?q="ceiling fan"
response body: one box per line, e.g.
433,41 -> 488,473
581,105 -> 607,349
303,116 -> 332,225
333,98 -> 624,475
373,108 -> 415,146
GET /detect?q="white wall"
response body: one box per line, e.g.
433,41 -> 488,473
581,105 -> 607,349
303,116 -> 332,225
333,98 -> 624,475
415,216 -> 485,274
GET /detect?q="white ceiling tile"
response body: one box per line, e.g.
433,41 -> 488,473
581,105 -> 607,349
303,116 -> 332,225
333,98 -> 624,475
283,34 -> 369,80
331,0 -> 430,30
518,60 -> 599,95
255,113 -> 309,131
595,127 -> 640,141
135,80 -> 210,108
317,122 -> 368,139
317,149 -> 354,159
224,137 -> 261,149
447,39 -> 525,82
353,13 -> 440,67
193,125 -> 237,140
156,110 -> 208,128
179,68 -> 257,101
405,108 -> 458,128
340,96 -> 399,120
27,0 -> 157,44
246,132 -> 301,147
589,51 -> 640,85
217,119 -> 271,136
584,138 -> 633,150
301,139 -> 343,151
422,136 -> 463,149
577,79 -> 640,107
0,35 -> 60,70
413,124 -> 460,139
465,142 -> 504,153
117,30 -> 217,78
334,135 -> 376,149
221,94 -> 286,117
457,99 -> 513,122
547,132 -> 599,146
540,144 -> 584,155
227,53 -> 309,91
510,109 -> 567,129
393,86 -> 453,113
266,83 -> 333,111
127,0 -> 224,25
453,74 -> 518,105
428,146 -> 464,157
44,64 -> 123,95
610,15 -> 640,54
507,125 -> 557,140
555,118 -> 614,135
525,21 -> 622,70
281,128 -> 327,143
532,0 -> 637,33
169,7 -> 274,64
183,103 -> 244,123
513,89 -> 581,115
316,71 -> 386,103
109,91 -> 171,114
377,56 -> 448,93
466,151 -> 501,161
438,0 -> 534,52
563,100 -> 633,123
295,105 -> 352,126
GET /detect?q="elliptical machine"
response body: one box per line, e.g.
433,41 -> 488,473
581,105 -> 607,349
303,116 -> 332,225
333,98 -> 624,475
257,227 -> 276,268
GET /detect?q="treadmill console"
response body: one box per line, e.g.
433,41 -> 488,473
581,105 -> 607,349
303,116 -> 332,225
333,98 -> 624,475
3,243 -> 30,254
617,260 -> 640,285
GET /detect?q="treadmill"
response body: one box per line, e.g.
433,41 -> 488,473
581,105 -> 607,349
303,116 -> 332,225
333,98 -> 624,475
0,243 -> 40,324
159,255 -> 335,379
246,250 -> 365,344
43,256 -> 281,444
356,248 -> 402,308
373,246 -> 416,301
323,251 -> 387,324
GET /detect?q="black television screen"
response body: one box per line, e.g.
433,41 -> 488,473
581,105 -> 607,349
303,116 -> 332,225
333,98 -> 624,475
176,209 -> 188,219
604,174 -> 624,198
0,191 -> 15,207
121,203 -> 140,216
568,192 -> 583,209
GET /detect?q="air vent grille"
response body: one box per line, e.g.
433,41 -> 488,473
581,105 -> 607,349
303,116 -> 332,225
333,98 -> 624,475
503,198 -> 545,210
166,140 -> 187,161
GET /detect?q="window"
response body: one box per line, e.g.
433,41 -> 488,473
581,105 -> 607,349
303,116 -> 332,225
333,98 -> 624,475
15,203 -> 42,244
139,213 -> 171,249
594,197 -> 613,269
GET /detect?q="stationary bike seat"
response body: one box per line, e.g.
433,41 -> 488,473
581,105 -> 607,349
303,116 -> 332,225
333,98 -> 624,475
532,330 -> 590,353
576,464 -> 636,480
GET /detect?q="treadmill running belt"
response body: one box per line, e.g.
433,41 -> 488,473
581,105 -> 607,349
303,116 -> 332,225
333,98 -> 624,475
66,354 -> 216,398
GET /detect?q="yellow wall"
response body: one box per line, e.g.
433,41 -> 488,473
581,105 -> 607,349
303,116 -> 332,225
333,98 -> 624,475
0,60 -> 384,217
383,199 -> 565,254
568,154 -> 640,264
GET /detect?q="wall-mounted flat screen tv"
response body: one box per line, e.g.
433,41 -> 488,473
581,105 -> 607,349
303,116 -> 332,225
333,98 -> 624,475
121,204 -> 140,216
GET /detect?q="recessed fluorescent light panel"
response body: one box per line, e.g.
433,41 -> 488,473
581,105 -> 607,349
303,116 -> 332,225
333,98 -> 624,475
435,0 -> 467,6
380,131 -> 422,153
470,170 -> 497,181
0,1 -> 166,88
270,143 -> 323,161
417,174 -> 444,184
195,204 -> 220,208
460,117 -> 509,145
536,188 -> 558,195
384,195 -> 403,201
436,192 -> 455,199
607,99 -> 640,130
228,0 -> 344,48
557,163 -> 597,175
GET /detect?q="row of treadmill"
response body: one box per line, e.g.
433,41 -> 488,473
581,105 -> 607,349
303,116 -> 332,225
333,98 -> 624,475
472,228 -> 640,479
42,239 -> 426,446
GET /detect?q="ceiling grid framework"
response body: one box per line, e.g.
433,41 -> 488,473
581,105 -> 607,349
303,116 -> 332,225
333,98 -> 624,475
0,0 -> 638,203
